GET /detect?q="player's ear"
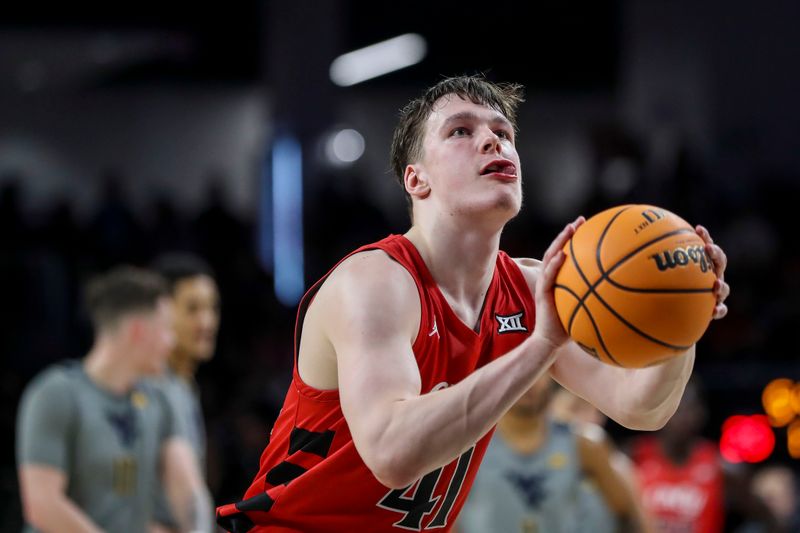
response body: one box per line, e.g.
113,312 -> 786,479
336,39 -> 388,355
404,165 -> 430,199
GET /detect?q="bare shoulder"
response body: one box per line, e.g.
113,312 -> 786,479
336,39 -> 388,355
574,422 -> 614,462
512,256 -> 543,287
322,250 -> 417,304
314,249 -> 421,339
574,421 -> 611,446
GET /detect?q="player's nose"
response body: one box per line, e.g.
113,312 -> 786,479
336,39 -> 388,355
480,130 -> 502,154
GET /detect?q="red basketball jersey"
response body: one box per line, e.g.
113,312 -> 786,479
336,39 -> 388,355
632,436 -> 725,533
217,235 -> 535,532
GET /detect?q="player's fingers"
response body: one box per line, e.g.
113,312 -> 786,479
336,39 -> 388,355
706,244 -> 727,279
713,303 -> 728,320
539,250 -> 566,293
715,279 -> 731,303
695,224 -> 713,245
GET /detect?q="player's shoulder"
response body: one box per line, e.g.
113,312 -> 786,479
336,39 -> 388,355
23,361 -> 82,397
18,361 -> 82,419
322,249 -> 418,305
511,256 -> 543,285
573,421 -> 615,460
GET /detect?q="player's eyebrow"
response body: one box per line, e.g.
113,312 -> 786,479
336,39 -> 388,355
441,111 -> 513,132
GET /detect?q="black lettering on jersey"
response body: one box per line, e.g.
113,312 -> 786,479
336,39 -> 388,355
495,311 -> 527,334
289,428 -> 335,457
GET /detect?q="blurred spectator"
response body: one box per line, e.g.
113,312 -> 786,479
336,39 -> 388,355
629,379 -> 778,533
747,465 -> 800,533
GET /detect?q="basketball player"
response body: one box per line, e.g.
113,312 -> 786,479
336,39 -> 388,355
458,377 -> 652,532
551,384 -> 650,532
16,266 -> 213,533
216,75 -> 730,531
630,379 -> 777,533
150,253 -> 220,532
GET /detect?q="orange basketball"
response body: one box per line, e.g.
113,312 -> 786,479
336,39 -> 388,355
554,204 -> 717,368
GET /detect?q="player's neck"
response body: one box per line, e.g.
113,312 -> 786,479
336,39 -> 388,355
405,219 -> 500,305
84,341 -> 139,395
169,349 -> 197,380
497,413 -> 548,455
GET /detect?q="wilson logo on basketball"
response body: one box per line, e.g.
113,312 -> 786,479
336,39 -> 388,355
650,245 -> 710,273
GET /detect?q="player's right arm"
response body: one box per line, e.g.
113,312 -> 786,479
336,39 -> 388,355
319,235 -> 571,489
16,371 -> 105,533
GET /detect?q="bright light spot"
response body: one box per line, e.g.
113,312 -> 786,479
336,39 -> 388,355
325,129 -> 365,166
762,378 -> 796,427
330,33 -> 427,87
788,420 -> 800,459
271,135 -> 304,306
720,415 -> 775,463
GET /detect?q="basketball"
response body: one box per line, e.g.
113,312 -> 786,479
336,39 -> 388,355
554,205 -> 717,368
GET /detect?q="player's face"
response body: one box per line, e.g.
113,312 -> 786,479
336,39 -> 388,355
413,96 -> 522,222
171,275 -> 220,362
136,298 -> 176,375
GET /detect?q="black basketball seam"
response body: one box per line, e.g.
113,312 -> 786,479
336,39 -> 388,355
555,283 -> 618,365
595,206 -> 633,277
593,222 -> 697,349
565,236 -> 624,366
584,222 -> 702,349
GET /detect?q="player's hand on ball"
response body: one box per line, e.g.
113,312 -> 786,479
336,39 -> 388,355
695,225 -> 729,320
533,216 -> 585,350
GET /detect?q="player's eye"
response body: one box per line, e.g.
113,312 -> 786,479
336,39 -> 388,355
495,130 -> 512,140
450,127 -> 469,137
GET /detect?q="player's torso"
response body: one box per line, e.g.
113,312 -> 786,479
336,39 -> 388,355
460,419 -> 587,533
42,364 -> 169,533
222,235 -> 535,532
634,438 -> 724,533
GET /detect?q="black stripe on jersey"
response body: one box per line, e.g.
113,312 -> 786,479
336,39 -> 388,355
236,492 -> 275,513
218,510 -> 256,532
289,427 -> 335,457
266,461 -> 307,486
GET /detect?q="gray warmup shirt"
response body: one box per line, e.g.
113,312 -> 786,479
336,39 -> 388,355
16,361 -> 178,533
152,370 -> 206,528
459,419 -> 617,533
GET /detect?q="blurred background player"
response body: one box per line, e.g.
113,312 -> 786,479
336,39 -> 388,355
150,253 -> 220,532
629,378 -> 778,533
16,266 -> 213,533
458,377 -> 652,533
550,385 -> 650,531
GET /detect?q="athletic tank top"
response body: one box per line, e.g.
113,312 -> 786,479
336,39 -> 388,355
217,234 -> 535,532
459,418 -> 616,533
632,436 -> 724,533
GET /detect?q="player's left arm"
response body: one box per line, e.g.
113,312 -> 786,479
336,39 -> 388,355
516,225 -> 730,430
160,437 -> 213,533
575,424 -> 654,533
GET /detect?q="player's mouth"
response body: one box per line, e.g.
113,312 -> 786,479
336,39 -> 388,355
480,159 -> 517,181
